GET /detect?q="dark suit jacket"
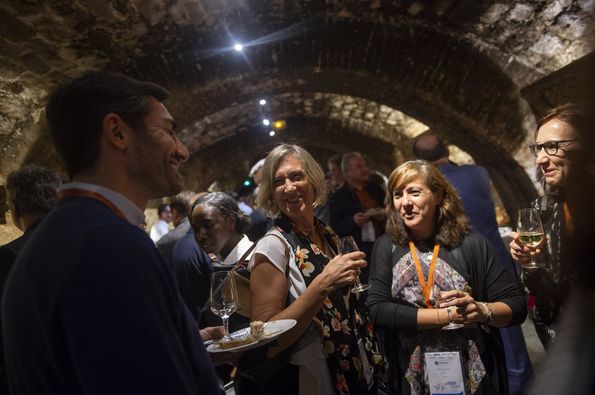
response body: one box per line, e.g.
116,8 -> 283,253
157,217 -> 191,266
171,229 -> 213,323
329,181 -> 386,253
2,197 -> 220,394
0,223 -> 39,395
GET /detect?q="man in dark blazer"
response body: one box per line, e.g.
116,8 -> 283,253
156,190 -> 195,265
2,72 -> 221,394
329,152 -> 385,282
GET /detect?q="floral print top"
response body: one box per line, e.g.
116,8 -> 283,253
275,215 -> 387,395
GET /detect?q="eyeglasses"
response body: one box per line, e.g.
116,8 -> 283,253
529,139 -> 580,157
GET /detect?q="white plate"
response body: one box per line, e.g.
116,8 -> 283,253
206,319 -> 297,353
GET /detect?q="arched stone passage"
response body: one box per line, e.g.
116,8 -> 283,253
2,0 -> 590,226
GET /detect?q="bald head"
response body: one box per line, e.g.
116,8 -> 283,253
412,131 -> 449,163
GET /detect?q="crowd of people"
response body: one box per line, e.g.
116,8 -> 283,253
0,70 -> 593,395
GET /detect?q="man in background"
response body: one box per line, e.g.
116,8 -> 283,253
150,203 -> 172,242
327,154 -> 345,189
171,192 -> 214,322
413,130 -> 533,395
0,164 -> 62,394
329,152 -> 385,282
156,191 -> 194,265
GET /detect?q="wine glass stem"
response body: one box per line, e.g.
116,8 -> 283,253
530,252 -> 536,265
222,316 -> 230,338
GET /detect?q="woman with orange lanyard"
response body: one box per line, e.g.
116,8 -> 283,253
509,103 -> 590,348
368,160 -> 526,395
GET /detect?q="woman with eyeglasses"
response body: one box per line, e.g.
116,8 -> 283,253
509,103 -> 590,347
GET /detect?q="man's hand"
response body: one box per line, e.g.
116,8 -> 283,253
353,212 -> 369,227
200,326 -> 225,342
200,326 -> 240,366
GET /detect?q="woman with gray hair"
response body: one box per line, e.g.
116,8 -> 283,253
244,144 -> 386,394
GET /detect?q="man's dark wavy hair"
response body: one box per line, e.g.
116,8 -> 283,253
6,164 -> 62,219
45,71 -> 169,179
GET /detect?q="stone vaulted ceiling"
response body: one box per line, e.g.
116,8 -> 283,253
0,0 -> 593,215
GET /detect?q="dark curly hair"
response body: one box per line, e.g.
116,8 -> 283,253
6,164 -> 62,221
385,160 -> 470,248
191,192 -> 250,234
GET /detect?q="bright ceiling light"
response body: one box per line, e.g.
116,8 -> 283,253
233,43 -> 243,51
262,119 -> 270,126
269,130 -> 275,136
259,99 -> 266,105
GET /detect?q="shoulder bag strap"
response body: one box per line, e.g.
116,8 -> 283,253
232,232 -> 291,276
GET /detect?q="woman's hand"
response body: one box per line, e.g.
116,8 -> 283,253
437,289 -> 488,325
316,251 -> 366,295
509,231 -> 542,264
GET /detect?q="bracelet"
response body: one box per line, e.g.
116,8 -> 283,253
435,308 -> 442,325
479,302 -> 494,324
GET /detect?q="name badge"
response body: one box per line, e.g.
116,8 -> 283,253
424,351 -> 465,395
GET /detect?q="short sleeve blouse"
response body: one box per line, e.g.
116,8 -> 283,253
247,228 -> 306,302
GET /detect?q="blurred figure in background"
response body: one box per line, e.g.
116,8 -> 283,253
329,152 -> 385,282
249,158 -> 265,196
0,164 -> 62,394
150,203 -> 172,242
156,191 -> 194,265
171,192 -> 213,322
327,154 -> 344,190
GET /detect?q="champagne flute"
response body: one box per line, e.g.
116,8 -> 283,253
210,271 -> 238,339
337,236 -> 370,294
517,208 -> 545,270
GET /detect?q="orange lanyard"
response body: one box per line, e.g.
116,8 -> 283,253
563,201 -> 574,236
408,241 -> 441,308
59,189 -> 126,220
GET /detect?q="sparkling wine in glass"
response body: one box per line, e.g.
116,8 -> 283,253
517,208 -> 545,270
337,236 -> 370,294
210,271 -> 238,338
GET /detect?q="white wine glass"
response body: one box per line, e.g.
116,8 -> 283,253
434,287 -> 465,331
210,271 -> 238,339
337,236 -> 370,294
517,208 -> 545,270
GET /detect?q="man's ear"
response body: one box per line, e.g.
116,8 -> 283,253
102,113 -> 130,150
